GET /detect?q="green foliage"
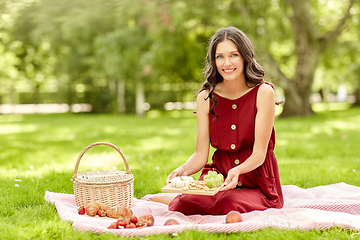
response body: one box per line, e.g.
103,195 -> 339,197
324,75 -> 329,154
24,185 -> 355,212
0,106 -> 359,238
1,0 -> 359,115
316,1 -> 360,94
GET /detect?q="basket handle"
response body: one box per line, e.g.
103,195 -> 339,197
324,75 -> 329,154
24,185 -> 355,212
73,142 -> 131,181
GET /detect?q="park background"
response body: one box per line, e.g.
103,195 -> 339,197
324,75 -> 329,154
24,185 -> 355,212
1,0 -> 360,116
1,0 -> 360,239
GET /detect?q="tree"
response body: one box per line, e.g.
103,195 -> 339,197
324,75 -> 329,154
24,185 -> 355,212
93,0 -> 160,116
0,0 -> 28,105
227,0 -> 356,117
7,0 -> 359,116
263,0 -> 355,117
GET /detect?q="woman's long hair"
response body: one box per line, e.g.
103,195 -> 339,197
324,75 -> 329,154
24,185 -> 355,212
202,26 -> 265,119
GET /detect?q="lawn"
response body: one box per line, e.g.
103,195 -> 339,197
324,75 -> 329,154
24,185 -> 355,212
0,104 -> 359,239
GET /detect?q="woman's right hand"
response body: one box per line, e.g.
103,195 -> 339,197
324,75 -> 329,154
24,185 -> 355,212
166,165 -> 187,184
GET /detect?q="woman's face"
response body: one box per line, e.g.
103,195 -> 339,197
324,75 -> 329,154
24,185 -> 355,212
215,40 -> 244,82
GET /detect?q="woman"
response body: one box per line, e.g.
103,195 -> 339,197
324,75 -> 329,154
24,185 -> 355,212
150,26 -> 284,215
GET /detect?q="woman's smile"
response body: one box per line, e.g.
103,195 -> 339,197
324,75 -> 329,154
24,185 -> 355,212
223,68 -> 236,74
215,40 -> 244,81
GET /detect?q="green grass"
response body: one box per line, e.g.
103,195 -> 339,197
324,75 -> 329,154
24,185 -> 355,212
0,105 -> 359,239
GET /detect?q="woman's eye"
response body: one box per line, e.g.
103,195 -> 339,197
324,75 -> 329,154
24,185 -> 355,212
216,55 -> 223,59
231,53 -> 238,57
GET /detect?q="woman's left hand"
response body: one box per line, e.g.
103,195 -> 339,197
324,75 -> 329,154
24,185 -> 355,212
221,167 -> 241,191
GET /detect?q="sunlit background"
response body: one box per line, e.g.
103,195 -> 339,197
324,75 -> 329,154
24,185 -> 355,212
0,0 -> 359,117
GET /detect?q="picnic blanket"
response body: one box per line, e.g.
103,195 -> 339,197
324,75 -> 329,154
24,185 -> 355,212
45,182 -> 360,237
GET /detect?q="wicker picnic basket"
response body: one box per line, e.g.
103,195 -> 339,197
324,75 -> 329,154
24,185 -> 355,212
72,142 -> 134,208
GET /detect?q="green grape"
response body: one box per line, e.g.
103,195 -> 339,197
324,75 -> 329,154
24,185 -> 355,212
208,178 -> 216,188
216,174 -> 224,183
204,171 -> 224,188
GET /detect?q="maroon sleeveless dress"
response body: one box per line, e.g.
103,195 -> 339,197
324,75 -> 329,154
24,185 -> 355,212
168,83 -> 284,215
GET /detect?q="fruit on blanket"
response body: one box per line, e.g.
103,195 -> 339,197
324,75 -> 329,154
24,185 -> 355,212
139,213 -> 155,227
125,223 -> 136,228
108,222 -> 118,229
106,206 -> 133,219
78,206 -> 85,215
107,214 -> 149,229
130,215 -> 138,224
136,221 -> 146,228
85,201 -> 108,216
117,218 -> 129,227
116,217 -> 147,229
97,209 -> 106,217
225,211 -> 243,223
164,218 -> 180,226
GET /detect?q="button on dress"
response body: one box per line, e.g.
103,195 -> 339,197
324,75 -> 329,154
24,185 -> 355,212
168,83 -> 284,215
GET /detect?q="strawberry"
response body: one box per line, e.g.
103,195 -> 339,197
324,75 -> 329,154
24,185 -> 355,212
117,218 -> 128,227
97,209 -> 106,217
78,206 -> 85,215
108,222 -> 118,229
136,221 -> 146,228
124,219 -> 131,225
130,215 -> 138,224
125,223 -> 136,228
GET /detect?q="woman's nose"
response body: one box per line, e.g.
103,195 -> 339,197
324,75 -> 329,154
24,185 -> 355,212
224,57 -> 231,65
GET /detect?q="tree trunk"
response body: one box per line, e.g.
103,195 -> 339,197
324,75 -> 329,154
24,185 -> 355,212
67,80 -> 74,106
8,84 -> 15,105
281,86 -> 313,117
280,43 -> 320,117
354,88 -> 360,106
117,79 -> 126,114
33,82 -> 41,104
136,81 -> 145,117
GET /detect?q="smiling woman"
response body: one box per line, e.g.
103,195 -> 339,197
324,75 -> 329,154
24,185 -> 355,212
149,26 -> 284,215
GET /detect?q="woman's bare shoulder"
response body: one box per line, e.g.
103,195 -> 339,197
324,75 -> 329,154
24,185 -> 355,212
196,90 -> 210,113
258,82 -> 275,96
197,89 -> 210,100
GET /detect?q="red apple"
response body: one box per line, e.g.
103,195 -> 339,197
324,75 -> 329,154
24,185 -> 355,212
138,213 -> 155,227
225,211 -> 243,223
164,218 -> 180,226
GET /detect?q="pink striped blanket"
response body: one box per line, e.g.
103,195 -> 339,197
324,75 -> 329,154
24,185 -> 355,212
45,182 -> 360,237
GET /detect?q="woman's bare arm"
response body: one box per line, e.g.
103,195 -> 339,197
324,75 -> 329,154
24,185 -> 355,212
166,90 -> 211,184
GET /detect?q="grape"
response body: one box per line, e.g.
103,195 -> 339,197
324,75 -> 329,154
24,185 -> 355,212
216,174 -> 224,182
203,171 -> 224,188
206,178 -> 214,188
